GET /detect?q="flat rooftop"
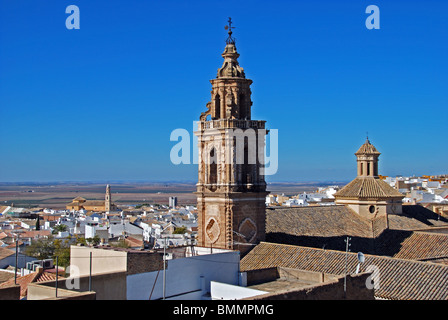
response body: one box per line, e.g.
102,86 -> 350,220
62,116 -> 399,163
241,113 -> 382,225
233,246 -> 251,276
244,266 -> 338,294
248,278 -> 319,293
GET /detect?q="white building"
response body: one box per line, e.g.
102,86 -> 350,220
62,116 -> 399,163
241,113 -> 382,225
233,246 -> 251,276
108,220 -> 143,238
69,245 -> 242,300
284,199 -> 306,207
169,196 -> 178,209
127,247 -> 241,300
85,223 -> 108,239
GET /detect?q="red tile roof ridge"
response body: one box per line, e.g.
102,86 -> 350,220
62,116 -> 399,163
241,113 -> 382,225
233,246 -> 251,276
257,241 -> 448,268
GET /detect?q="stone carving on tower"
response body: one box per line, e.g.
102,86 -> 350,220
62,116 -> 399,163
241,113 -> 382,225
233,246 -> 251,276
195,18 -> 269,255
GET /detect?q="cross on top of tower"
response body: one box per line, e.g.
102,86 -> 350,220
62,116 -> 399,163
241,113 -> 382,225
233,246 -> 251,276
225,17 -> 236,44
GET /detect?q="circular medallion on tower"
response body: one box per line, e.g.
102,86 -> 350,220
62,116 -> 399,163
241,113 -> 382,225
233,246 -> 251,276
205,217 -> 221,243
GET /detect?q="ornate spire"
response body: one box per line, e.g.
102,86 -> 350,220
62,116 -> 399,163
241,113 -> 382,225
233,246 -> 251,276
217,18 -> 245,78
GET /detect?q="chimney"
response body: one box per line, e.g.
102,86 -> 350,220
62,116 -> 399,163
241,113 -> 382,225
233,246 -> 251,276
36,266 -> 44,274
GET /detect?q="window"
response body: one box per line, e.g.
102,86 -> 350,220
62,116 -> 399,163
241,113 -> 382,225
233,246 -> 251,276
239,94 -> 246,119
214,95 -> 221,119
209,148 -> 217,185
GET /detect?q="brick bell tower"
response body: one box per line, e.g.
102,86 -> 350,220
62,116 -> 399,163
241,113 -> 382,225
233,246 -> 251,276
195,18 -> 269,255
105,184 -> 111,212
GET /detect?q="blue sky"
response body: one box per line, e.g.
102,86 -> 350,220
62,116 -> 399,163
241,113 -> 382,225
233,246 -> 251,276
0,0 -> 446,183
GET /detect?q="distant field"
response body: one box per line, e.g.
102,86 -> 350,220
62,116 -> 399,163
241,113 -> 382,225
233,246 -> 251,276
0,181 -> 346,209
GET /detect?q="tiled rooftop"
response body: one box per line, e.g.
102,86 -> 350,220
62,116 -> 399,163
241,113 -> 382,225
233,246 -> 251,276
392,231 -> 448,261
0,270 -> 16,284
0,247 -> 15,260
241,242 -> 448,300
265,205 -> 448,262
0,270 -> 63,299
266,205 -> 372,238
355,139 -> 381,155
334,177 -> 404,199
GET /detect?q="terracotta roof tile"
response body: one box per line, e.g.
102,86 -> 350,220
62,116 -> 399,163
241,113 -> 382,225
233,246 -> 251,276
5,240 -> 24,249
0,270 -> 16,284
0,247 -> 15,260
265,206 -> 376,253
334,177 -> 404,199
19,230 -> 51,238
241,242 -> 448,300
355,139 -> 381,155
266,206 -> 372,238
125,236 -> 143,248
0,270 -> 63,299
265,205 -> 448,259
393,232 -> 448,261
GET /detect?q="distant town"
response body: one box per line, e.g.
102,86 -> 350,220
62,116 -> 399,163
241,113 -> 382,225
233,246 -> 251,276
268,175 -> 448,210
1,173 -> 447,300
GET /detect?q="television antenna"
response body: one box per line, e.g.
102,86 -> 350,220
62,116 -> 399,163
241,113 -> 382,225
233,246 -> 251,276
343,236 -> 351,296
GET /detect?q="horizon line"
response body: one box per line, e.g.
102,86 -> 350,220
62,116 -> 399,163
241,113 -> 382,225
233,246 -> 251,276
0,179 -> 352,185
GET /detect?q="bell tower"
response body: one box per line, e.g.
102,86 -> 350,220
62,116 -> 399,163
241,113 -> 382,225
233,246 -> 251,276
334,138 -> 404,219
195,19 -> 269,254
105,184 -> 111,212
356,137 -> 380,178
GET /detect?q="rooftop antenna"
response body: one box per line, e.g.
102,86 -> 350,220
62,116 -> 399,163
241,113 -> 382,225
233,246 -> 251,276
343,236 -> 351,297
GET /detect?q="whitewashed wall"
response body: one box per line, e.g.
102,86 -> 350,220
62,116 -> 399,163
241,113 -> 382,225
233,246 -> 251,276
126,251 -> 240,300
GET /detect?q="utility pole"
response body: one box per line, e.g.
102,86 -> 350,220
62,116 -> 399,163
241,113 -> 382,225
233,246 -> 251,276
14,237 -> 18,285
89,252 -> 92,292
160,222 -> 172,300
55,256 -> 59,298
344,236 -> 351,298
163,235 -> 167,300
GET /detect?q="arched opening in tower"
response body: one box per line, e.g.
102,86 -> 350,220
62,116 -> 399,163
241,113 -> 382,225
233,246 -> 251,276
239,93 -> 246,119
209,148 -> 217,185
213,94 -> 221,119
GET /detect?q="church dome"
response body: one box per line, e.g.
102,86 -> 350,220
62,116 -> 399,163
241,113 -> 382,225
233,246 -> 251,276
355,138 -> 381,155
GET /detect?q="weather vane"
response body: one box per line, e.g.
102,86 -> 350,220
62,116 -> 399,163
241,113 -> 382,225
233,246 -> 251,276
224,17 -> 236,44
